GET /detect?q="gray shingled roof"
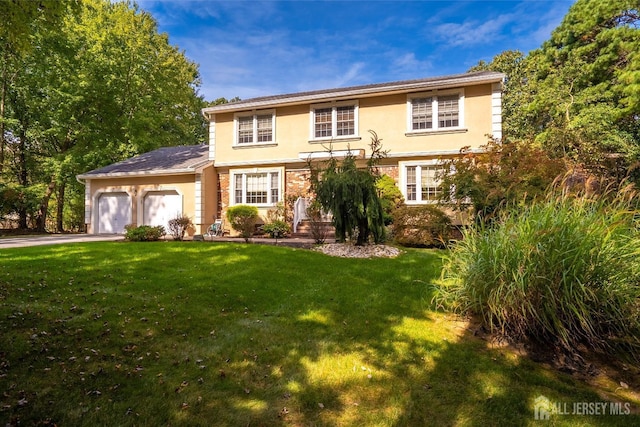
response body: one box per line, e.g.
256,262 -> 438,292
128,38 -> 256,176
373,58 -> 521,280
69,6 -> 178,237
203,70 -> 505,114
78,145 -> 211,178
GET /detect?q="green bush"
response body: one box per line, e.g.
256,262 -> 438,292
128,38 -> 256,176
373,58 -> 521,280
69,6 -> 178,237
167,214 -> 193,241
226,205 -> 259,242
375,174 -> 404,225
392,205 -> 451,248
124,224 -> 165,241
434,187 -> 640,356
262,220 -> 290,239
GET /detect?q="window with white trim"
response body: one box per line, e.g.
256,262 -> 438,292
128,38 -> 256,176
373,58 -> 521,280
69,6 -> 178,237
234,111 -> 275,145
232,170 -> 280,206
403,164 -> 444,203
311,102 -> 358,140
408,91 -> 463,132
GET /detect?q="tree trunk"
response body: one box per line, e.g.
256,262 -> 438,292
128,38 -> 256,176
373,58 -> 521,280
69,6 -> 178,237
0,53 -> 6,175
36,177 -> 56,232
56,180 -> 65,232
17,128 -> 29,229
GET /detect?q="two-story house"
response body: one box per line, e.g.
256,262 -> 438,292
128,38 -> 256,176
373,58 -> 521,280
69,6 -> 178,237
77,70 -> 504,235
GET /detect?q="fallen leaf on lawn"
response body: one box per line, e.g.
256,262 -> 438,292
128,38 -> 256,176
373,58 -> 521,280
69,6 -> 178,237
620,381 -> 629,389
318,403 -> 324,409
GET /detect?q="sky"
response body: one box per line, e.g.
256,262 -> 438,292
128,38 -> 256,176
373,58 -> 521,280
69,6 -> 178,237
135,0 -> 576,102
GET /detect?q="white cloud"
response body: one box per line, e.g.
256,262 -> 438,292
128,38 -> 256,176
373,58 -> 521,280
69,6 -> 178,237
432,13 -> 516,47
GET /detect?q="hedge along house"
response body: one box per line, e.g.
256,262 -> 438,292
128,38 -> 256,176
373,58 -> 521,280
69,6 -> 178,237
77,145 -> 216,235
78,71 -> 504,235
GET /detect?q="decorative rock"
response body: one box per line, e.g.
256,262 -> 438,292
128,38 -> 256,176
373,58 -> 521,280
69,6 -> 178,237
314,243 -> 401,258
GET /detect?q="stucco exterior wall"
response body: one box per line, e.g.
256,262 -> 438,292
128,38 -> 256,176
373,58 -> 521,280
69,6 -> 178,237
211,83 -> 496,166
85,174 -> 199,235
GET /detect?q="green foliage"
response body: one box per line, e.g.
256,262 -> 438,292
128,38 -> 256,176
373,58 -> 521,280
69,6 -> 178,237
124,224 -> 165,241
477,1 -> 640,180
262,220 -> 290,239
435,186 -> 640,357
439,139 -> 567,223
167,214 -> 193,241
0,0 -> 205,230
392,205 -> 452,248
226,204 -> 259,242
309,130 -> 386,245
375,174 -> 404,225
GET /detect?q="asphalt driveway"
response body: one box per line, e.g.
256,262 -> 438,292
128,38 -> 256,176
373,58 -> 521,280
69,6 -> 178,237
0,234 -> 123,249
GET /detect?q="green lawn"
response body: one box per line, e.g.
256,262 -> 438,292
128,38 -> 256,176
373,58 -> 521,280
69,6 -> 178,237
0,242 -> 637,426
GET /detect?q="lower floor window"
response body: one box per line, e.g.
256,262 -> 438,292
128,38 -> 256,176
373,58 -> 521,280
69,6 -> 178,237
233,171 -> 280,205
405,164 -> 443,203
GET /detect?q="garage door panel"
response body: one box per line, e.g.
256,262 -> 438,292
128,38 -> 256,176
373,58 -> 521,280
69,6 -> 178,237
98,193 -> 131,234
144,190 -> 182,229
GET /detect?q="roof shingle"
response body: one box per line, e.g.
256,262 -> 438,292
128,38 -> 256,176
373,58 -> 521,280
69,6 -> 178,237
79,145 -> 210,178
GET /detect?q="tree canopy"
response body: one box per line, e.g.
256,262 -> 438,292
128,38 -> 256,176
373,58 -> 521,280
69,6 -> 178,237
0,0 -> 206,231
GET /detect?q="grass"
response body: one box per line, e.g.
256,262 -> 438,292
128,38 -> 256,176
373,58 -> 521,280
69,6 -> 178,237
0,242 -> 638,426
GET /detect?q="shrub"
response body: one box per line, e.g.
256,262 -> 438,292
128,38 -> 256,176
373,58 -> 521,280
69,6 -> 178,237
434,187 -> 640,356
124,224 -> 165,241
392,205 -> 451,248
306,199 -> 330,244
226,205 -> 259,242
262,220 -> 290,239
375,174 -> 404,225
263,202 -> 290,239
167,214 -> 193,241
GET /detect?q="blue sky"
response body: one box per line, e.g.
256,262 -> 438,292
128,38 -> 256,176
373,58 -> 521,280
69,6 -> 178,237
136,0 -> 575,102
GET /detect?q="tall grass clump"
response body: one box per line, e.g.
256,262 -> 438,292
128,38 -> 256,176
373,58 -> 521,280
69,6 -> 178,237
435,185 -> 640,356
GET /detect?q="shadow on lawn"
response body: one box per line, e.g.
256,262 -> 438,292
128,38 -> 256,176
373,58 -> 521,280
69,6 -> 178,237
1,243 -> 637,426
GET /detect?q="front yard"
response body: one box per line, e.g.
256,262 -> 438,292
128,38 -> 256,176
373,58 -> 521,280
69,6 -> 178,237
0,242 -> 637,426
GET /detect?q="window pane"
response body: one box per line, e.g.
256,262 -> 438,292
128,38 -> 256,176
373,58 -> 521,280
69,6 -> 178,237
406,166 -> 416,201
412,98 -> 432,130
234,174 -> 243,203
336,105 -> 355,136
421,166 -> 442,201
238,116 -> 253,144
314,108 -> 332,138
438,95 -> 459,128
246,173 -> 267,204
270,172 -> 279,203
256,115 -> 272,142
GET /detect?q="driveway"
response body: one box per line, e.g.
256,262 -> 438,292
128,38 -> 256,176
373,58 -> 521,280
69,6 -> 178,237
0,234 -> 123,249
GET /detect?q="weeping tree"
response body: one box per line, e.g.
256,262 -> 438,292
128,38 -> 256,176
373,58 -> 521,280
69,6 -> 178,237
309,130 -> 386,245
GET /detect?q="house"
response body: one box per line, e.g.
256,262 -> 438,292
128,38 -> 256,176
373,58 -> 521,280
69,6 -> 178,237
78,70 -> 504,236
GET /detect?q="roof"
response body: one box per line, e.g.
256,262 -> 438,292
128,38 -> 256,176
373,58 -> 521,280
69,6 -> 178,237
202,70 -> 505,116
77,145 -> 211,179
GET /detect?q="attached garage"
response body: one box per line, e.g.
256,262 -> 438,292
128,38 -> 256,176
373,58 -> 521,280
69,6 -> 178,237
77,145 -> 216,236
97,192 -> 132,234
143,190 -> 183,230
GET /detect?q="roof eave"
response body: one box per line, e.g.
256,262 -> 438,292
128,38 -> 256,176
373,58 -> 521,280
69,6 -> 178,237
77,168 -> 199,180
202,72 -> 505,116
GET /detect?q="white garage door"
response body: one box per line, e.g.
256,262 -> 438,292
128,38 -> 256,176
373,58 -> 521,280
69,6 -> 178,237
143,190 -> 182,230
98,192 -> 132,234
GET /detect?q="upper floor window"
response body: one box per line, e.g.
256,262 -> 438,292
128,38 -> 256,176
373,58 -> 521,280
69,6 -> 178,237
234,111 -> 275,145
310,102 -> 358,140
408,91 -> 463,133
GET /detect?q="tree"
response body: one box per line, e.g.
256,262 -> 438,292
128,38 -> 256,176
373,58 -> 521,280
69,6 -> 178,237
439,139 -> 567,223
309,130 -> 386,245
522,0 -> 639,179
1,0 -> 206,231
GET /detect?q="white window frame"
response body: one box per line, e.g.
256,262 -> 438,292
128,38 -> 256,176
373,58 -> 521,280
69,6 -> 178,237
399,160 -> 446,204
309,100 -> 359,141
233,110 -> 276,146
230,167 -> 283,207
406,89 -> 464,134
